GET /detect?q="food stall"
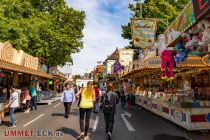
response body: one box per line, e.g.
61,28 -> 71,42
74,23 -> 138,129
125,55 -> 210,130
119,1 -> 210,130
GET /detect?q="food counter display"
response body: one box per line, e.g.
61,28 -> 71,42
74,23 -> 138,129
135,89 -> 210,130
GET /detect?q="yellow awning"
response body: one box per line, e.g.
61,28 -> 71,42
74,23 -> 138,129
0,60 -> 52,79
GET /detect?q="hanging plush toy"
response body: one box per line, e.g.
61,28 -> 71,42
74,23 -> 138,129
153,34 -> 166,56
161,50 -> 175,80
174,41 -> 187,63
198,19 -> 210,46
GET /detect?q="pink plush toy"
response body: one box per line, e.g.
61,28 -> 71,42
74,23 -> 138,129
161,50 -> 175,80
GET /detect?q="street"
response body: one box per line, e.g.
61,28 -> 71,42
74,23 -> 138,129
1,101 -> 209,140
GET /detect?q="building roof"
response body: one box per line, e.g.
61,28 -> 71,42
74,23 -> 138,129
106,48 -> 119,61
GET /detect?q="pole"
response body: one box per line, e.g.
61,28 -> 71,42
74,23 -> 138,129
140,0 -> 142,18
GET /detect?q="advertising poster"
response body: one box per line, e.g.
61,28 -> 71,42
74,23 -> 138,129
165,2 -> 196,46
131,18 -> 157,49
119,49 -> 134,66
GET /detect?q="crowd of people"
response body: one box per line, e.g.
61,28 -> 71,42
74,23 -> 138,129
0,80 -> 134,139
60,80 -> 134,140
0,83 -> 38,128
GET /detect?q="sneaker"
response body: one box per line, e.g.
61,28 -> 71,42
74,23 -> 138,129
107,132 -> 112,140
24,110 -> 29,113
8,125 -> 16,128
77,132 -> 84,140
84,135 -> 89,140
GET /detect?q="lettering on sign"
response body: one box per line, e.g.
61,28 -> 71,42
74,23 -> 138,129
149,60 -> 161,65
131,18 -> 157,49
1,42 -> 14,63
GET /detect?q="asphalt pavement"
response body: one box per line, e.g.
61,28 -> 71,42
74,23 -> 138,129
0,101 -> 209,140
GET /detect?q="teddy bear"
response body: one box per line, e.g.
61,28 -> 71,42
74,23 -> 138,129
153,34 -> 166,56
198,19 -> 210,46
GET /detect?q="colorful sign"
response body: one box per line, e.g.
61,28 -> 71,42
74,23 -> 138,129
165,2 -> 196,46
171,108 -> 186,122
131,18 -> 157,49
144,57 -> 161,68
193,0 -> 210,20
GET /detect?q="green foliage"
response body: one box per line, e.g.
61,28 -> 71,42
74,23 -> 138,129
121,0 -> 190,41
0,0 -> 85,68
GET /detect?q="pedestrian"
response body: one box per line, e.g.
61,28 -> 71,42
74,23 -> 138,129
119,81 -> 126,108
127,93 -> 132,109
93,83 -> 101,113
76,81 -> 95,140
22,87 -> 31,113
60,82 -> 75,118
0,87 -> 7,125
77,85 -> 83,107
102,83 -> 119,140
5,86 -> 20,128
29,83 -> 37,110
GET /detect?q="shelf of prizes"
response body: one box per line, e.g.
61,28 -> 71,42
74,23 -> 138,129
122,56 -> 210,131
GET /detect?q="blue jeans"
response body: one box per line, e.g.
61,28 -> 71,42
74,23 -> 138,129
10,108 -> 16,126
30,96 -> 37,110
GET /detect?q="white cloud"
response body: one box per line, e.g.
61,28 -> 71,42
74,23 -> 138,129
66,0 -> 132,74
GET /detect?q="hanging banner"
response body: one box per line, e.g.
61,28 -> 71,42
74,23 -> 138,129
119,49 -> 134,66
131,18 -> 157,49
193,0 -> 210,20
165,2 -> 196,46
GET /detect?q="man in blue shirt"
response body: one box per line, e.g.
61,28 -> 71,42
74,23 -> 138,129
61,82 -> 75,118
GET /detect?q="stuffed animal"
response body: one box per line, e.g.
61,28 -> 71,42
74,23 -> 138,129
153,34 -> 166,56
161,50 -> 175,80
174,41 -> 187,63
182,33 -> 190,43
198,19 -> 210,46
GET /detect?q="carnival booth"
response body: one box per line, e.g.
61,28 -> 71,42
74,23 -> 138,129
120,1 -> 210,130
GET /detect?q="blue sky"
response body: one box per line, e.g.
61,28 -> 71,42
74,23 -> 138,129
66,0 -> 134,74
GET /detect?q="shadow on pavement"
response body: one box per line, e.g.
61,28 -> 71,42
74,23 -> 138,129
56,127 -> 79,138
0,121 -> 11,127
153,134 -> 188,140
51,113 -> 65,117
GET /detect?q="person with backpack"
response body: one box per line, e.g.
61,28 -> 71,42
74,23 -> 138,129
102,83 -> 119,140
4,86 -> 20,128
76,81 -> 95,140
60,82 -> 75,118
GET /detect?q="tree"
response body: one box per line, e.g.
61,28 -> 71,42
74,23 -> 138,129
0,0 -> 85,70
121,0 -> 189,44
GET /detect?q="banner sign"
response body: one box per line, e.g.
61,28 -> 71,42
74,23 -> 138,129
131,18 -> 157,49
193,0 -> 210,20
0,42 -> 39,70
165,2 -> 196,46
119,49 -> 134,66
